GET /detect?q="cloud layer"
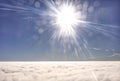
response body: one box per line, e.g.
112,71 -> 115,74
0,62 -> 120,81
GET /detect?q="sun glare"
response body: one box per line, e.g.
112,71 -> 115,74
55,4 -> 80,37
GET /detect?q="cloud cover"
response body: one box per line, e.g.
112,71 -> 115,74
0,62 -> 120,81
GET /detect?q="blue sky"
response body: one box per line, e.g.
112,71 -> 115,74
0,0 -> 120,61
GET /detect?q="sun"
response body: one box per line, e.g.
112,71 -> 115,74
56,5 -> 78,28
54,4 -> 80,38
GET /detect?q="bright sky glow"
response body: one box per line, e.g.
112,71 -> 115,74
55,4 -> 80,37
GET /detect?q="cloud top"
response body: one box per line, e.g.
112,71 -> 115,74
0,62 -> 120,81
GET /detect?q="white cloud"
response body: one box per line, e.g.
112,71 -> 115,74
91,48 -> 101,51
0,62 -> 120,81
109,53 -> 120,57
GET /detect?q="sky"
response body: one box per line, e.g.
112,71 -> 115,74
0,0 -> 120,61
